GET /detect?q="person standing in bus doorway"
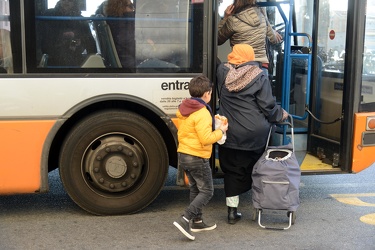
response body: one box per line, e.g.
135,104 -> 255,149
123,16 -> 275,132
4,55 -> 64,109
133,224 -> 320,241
173,75 -> 228,241
217,0 -> 282,74
38,0 -> 96,67
96,0 -> 136,71
216,44 -> 288,224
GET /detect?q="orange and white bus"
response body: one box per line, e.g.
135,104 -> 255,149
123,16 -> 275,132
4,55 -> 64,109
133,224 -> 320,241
0,0 -> 374,215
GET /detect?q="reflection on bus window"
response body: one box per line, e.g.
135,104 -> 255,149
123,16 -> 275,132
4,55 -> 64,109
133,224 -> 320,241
94,0 -> 135,71
33,0 -> 204,73
134,0 -> 195,73
36,0 -> 96,67
361,0 -> 375,109
0,0 -> 12,74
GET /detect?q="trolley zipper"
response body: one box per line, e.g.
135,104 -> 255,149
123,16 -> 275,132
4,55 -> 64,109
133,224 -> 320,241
262,180 -> 290,185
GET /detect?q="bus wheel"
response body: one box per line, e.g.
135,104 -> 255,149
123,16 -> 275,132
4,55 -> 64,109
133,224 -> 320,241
59,110 -> 168,215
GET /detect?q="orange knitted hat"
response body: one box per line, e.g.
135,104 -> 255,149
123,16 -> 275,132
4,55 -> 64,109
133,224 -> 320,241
227,44 -> 255,65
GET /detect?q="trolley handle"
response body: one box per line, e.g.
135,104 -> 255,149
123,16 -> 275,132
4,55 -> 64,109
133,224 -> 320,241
278,114 -> 294,128
266,115 -> 295,151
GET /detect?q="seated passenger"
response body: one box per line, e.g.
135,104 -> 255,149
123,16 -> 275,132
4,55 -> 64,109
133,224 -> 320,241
96,0 -> 135,71
38,0 -> 96,67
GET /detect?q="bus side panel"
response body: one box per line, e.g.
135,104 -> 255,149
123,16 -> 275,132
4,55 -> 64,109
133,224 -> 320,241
0,120 -> 54,194
352,112 -> 375,173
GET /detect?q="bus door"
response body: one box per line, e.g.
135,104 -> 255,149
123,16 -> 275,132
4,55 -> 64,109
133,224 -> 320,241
297,0 -> 375,173
307,0 -> 349,171
216,0 -> 375,174
262,0 -> 374,173
268,0 -> 346,173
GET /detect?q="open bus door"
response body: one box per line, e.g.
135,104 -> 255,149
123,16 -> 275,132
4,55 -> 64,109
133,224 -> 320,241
298,0 -> 375,174
215,0 -> 375,175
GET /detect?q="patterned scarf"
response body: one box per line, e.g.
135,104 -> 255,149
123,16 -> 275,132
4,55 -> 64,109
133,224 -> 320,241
224,63 -> 262,92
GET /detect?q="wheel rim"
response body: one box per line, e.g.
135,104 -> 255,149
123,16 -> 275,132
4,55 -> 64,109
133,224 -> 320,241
82,133 -> 146,194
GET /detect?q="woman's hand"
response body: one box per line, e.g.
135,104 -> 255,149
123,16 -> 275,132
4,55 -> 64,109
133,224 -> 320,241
224,4 -> 234,19
282,109 -> 289,121
274,31 -> 283,43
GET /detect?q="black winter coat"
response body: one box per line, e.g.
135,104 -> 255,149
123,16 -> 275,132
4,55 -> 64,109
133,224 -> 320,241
216,61 -> 284,151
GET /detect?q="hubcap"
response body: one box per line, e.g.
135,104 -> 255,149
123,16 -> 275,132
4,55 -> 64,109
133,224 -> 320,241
84,135 -> 145,193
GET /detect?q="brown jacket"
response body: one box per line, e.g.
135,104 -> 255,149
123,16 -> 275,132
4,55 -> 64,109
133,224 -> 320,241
218,7 -> 278,63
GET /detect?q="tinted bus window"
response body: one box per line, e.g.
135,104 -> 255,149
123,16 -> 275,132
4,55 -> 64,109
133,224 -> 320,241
361,0 -> 375,111
32,0 -> 204,73
0,0 -> 12,74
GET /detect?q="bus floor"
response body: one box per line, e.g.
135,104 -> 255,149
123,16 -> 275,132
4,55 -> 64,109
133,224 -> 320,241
296,151 -> 341,172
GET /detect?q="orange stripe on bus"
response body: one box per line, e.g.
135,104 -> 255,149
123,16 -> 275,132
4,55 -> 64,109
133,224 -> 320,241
352,113 -> 375,173
0,120 -> 55,194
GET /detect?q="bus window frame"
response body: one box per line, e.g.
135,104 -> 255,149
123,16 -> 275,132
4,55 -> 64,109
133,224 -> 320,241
21,0 -> 207,75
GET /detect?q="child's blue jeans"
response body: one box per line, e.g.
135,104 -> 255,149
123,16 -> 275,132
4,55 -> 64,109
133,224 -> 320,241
178,153 -> 214,221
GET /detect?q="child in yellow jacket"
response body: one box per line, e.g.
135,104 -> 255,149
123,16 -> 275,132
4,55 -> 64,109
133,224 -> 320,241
173,75 -> 228,240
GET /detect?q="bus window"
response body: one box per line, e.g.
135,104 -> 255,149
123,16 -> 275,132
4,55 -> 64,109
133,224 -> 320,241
32,0 -> 204,73
361,2 -> 375,111
314,0 -> 348,141
35,0 -> 97,68
0,0 -> 12,73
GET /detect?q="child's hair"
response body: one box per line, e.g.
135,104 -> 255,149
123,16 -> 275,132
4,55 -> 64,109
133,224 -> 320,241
189,75 -> 213,98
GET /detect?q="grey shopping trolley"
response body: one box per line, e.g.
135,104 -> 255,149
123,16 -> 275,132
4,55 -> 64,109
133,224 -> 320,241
251,115 -> 301,230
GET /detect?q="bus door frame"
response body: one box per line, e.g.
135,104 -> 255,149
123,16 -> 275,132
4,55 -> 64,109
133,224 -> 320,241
308,0 -> 367,172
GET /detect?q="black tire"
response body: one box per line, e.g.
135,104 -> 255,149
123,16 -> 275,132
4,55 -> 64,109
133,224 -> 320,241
59,110 -> 168,215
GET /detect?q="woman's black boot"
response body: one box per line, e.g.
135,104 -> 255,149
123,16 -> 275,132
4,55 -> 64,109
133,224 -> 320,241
228,206 -> 242,224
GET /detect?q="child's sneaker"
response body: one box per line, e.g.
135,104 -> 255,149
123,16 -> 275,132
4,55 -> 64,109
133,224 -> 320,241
173,216 -> 195,240
191,220 -> 217,232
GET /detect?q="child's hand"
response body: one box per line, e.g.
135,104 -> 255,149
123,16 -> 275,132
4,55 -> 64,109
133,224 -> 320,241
215,114 -> 228,133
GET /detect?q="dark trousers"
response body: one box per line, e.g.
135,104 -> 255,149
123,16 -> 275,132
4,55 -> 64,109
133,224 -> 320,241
219,147 -> 263,197
178,153 -> 214,221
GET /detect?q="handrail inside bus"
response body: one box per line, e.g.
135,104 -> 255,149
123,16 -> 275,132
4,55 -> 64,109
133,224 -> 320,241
34,16 -> 190,22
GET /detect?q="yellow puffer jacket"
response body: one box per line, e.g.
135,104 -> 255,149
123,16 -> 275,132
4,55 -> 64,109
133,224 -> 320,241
177,107 -> 223,159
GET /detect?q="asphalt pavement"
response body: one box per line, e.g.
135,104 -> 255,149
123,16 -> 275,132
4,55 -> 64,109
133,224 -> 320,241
0,165 -> 374,249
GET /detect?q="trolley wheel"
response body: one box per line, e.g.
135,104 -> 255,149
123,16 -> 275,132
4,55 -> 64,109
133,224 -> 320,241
252,208 -> 259,221
287,211 -> 296,225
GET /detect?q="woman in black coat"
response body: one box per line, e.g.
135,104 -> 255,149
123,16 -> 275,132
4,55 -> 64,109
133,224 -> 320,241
216,44 -> 288,224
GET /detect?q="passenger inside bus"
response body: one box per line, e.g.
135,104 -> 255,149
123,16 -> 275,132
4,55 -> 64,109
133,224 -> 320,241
218,0 -> 283,74
95,0 -> 136,71
37,0 -> 96,67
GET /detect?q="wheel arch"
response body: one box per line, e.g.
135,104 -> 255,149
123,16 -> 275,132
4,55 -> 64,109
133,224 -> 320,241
46,94 -> 178,173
